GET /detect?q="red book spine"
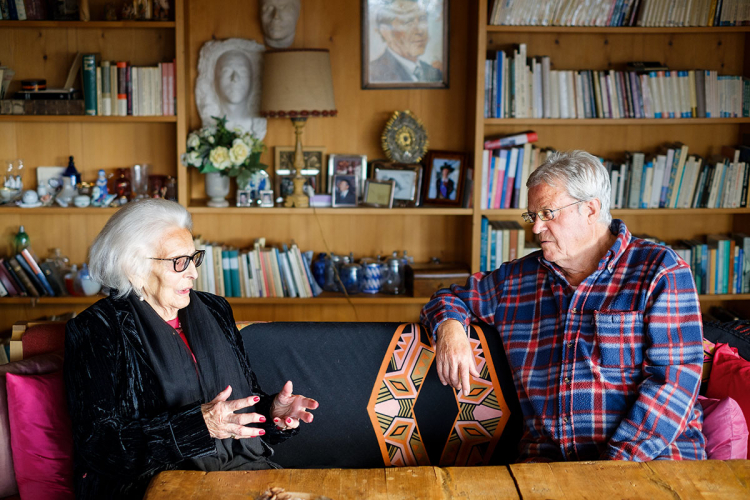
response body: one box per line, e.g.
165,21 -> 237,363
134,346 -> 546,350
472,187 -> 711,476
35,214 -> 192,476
484,131 -> 538,150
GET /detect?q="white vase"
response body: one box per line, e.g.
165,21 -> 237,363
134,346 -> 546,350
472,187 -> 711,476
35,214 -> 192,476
205,171 -> 230,208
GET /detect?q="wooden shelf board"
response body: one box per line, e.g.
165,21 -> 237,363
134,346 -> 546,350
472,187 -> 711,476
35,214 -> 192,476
698,294 -> 750,301
0,20 -> 175,29
0,115 -> 177,123
188,202 -> 472,216
486,26 -> 750,34
484,118 -> 750,126
0,206 -> 119,215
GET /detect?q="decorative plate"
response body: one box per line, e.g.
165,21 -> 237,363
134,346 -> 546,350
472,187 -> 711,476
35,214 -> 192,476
381,110 -> 429,164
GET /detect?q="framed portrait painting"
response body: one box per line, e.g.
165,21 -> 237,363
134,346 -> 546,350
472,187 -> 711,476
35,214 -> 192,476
276,174 -> 317,200
361,0 -> 449,89
328,154 -> 367,195
423,150 -> 465,206
331,174 -> 359,208
371,161 -> 423,207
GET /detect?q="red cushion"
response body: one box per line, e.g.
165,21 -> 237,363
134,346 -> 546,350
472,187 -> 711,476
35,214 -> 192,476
22,323 -> 66,359
705,343 -> 750,459
6,370 -> 74,500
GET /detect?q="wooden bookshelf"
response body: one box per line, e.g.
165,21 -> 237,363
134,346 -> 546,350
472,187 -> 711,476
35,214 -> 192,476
0,20 -> 175,29
0,115 -> 178,123
486,26 -> 750,34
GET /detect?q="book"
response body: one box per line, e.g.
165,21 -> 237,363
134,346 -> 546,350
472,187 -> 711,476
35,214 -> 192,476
101,61 -> 112,116
1,258 -> 28,296
81,54 -> 97,116
116,61 -> 128,116
484,131 -> 538,149
0,260 -> 21,296
301,250 -> 324,297
21,248 -> 56,296
8,256 -> 40,297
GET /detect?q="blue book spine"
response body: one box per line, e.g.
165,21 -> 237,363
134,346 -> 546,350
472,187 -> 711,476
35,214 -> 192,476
487,153 -> 495,209
700,244 -> 708,295
229,249 -> 241,298
513,147 -> 524,208
639,161 -> 652,209
82,54 -> 98,116
6,0 -> 17,20
480,217 -> 488,273
221,251 -> 232,297
489,226 -> 497,271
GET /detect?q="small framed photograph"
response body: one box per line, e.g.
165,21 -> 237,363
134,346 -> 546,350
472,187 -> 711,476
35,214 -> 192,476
361,0 -> 449,90
331,174 -> 359,207
328,154 -> 367,195
274,146 -> 326,191
423,150 -> 466,206
275,174 -> 317,199
363,179 -> 395,208
236,189 -> 253,207
372,161 -> 423,207
259,189 -> 274,207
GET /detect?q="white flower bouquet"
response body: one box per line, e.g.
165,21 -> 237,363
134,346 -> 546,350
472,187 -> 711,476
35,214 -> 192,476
181,116 -> 267,188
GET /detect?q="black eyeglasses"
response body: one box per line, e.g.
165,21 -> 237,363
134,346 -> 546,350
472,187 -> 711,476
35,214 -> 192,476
521,200 -> 584,224
149,250 -> 205,273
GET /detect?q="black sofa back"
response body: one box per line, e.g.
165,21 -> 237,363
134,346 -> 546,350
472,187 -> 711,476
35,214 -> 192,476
241,322 -> 522,469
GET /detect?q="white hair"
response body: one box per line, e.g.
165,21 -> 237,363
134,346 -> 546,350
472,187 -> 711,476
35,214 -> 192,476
527,150 -> 612,225
195,38 -> 267,139
89,199 -> 193,299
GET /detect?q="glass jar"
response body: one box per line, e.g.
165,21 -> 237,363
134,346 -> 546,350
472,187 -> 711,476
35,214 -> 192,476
323,253 -> 341,292
381,251 -> 404,295
312,252 -> 327,288
76,263 -> 102,296
340,253 -> 362,295
360,257 -> 381,294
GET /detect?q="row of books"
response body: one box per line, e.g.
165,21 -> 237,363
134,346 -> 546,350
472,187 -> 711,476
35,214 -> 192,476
664,234 -> 749,294
489,0 -> 748,27
607,143 -> 749,209
82,55 -> 177,117
480,141 -> 553,209
485,47 -> 748,119
193,237 -> 323,299
0,0 -> 49,20
479,218 -> 539,273
0,249 -> 66,298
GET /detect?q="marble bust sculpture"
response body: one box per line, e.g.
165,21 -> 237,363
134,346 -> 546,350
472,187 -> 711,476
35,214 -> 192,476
195,38 -> 267,139
260,0 -> 301,49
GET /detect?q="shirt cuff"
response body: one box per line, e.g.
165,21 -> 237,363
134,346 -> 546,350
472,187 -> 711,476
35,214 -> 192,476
431,314 -> 471,342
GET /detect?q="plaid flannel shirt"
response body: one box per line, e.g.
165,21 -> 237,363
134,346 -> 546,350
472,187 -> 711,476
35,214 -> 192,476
421,220 -> 706,462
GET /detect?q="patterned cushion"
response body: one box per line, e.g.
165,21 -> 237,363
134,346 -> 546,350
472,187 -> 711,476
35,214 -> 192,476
241,322 -> 521,468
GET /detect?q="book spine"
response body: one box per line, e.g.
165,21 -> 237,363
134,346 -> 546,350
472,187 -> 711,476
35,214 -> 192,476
101,61 -> 112,116
483,131 -> 538,149
0,0 -> 10,20
95,66 -> 102,116
13,0 -> 26,19
480,217 -> 488,273
82,54 -> 97,116
116,61 -> 128,116
10,256 -> 40,297
21,248 -> 55,296
126,65 -> 133,116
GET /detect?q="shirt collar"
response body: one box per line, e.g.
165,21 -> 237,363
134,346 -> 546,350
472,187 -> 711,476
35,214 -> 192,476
387,48 -> 419,81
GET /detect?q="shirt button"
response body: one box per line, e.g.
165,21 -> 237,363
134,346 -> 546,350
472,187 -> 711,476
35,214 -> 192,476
570,308 -> 577,313
568,341 -> 573,347
564,377 -> 570,383
608,265 -> 613,271
562,417 -> 569,423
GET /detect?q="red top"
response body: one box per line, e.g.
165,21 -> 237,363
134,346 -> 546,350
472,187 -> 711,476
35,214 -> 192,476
166,317 -> 197,365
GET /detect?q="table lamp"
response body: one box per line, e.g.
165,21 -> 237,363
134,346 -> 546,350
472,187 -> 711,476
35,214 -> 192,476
261,49 -> 337,208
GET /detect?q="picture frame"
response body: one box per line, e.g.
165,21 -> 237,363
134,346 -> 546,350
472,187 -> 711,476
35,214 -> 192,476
328,154 -> 367,195
259,189 -> 275,207
274,146 -> 326,192
236,189 -> 253,207
371,161 -> 423,207
423,150 -> 466,206
361,0 -> 449,90
275,174 -> 317,200
363,179 -> 395,208
331,174 -> 359,208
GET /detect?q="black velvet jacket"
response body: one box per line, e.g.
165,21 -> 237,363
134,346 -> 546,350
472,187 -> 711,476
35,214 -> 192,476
64,291 -> 286,500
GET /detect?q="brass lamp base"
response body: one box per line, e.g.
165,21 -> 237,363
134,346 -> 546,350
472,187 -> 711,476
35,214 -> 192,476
284,117 -> 310,208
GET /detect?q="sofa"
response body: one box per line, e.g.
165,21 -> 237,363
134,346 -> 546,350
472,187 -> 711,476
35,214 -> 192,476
1,318 -> 749,500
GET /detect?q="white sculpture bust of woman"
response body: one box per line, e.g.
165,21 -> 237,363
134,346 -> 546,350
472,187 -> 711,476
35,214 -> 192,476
195,38 -> 267,139
261,0 -> 301,49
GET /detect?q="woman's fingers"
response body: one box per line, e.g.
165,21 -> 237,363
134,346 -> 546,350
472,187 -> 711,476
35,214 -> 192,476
223,394 -> 260,413
209,385 -> 233,403
225,411 -> 266,426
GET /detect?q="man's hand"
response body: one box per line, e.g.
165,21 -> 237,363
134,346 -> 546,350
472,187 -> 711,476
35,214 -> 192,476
435,320 -> 480,396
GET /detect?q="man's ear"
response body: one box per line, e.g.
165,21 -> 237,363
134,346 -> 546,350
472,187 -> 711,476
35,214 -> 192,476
585,198 -> 600,224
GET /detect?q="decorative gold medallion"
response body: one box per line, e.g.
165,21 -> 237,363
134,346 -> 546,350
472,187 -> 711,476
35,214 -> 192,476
381,110 -> 428,164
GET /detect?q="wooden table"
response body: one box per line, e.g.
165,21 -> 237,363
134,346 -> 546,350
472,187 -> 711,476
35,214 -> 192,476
144,460 -> 750,500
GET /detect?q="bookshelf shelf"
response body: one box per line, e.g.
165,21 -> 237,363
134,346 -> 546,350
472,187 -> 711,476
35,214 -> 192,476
0,115 -> 178,123
486,26 -> 750,34
0,206 -> 119,214
0,20 -> 176,29
0,294 -> 431,306
187,203 -> 473,216
484,118 -> 750,126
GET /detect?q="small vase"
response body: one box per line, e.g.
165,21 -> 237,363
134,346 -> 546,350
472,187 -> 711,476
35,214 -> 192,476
205,171 -> 229,208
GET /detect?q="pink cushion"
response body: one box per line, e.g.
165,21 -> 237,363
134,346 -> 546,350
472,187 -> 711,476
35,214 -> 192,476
0,352 -> 64,498
706,343 -> 750,459
6,370 -> 74,500
698,395 -> 749,459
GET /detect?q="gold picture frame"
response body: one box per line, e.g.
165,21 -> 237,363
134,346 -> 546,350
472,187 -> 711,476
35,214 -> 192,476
273,146 -> 326,193
363,179 -> 395,208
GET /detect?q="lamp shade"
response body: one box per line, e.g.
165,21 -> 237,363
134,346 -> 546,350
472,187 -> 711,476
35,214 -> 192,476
261,49 -> 337,118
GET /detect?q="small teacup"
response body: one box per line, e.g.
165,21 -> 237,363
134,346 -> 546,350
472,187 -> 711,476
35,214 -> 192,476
22,190 -> 39,205
73,195 -> 91,208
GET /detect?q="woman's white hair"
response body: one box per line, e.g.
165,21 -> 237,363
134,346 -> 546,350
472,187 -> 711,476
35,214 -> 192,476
89,199 -> 193,299
526,150 -> 612,225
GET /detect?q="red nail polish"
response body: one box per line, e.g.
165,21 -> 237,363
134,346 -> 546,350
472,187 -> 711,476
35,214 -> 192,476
286,418 -> 292,424
273,417 -> 280,423
253,396 -> 260,403
259,429 -> 265,436
259,416 -> 266,422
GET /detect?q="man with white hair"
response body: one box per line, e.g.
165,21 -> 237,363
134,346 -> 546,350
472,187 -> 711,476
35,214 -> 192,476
370,0 -> 443,83
421,150 -> 706,462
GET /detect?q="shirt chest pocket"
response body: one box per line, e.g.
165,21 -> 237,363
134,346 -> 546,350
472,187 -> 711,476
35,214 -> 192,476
593,311 -> 645,367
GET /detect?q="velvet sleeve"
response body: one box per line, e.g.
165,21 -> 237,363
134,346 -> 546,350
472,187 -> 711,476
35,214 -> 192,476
63,307 -> 216,479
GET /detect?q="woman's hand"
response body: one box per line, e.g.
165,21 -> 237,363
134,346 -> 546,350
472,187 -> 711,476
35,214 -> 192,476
270,381 -> 319,430
201,385 -> 267,440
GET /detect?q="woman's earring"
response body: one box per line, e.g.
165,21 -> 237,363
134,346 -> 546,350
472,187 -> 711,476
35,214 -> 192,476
139,295 -> 145,301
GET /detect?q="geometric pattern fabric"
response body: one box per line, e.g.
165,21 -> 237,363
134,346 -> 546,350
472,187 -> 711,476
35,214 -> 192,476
367,323 -> 511,466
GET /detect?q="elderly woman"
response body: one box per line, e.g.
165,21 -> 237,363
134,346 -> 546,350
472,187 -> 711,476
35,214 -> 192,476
64,199 -> 318,499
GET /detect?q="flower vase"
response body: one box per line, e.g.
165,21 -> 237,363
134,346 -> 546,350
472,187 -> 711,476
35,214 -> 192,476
205,171 -> 230,208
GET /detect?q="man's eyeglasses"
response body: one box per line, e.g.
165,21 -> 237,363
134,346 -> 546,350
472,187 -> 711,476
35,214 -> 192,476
149,250 -> 205,273
521,200 -> 584,224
